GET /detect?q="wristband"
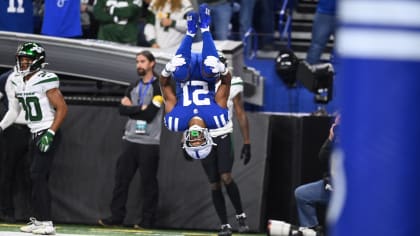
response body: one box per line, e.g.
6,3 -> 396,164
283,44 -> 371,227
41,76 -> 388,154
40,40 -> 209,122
47,129 -> 55,136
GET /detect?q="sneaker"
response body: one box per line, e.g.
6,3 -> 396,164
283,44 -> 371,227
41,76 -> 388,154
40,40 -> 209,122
31,221 -> 56,235
218,224 -> 232,236
199,4 -> 211,29
186,11 -> 198,35
20,217 -> 43,233
299,227 -> 318,236
236,213 -> 250,233
98,217 -> 123,227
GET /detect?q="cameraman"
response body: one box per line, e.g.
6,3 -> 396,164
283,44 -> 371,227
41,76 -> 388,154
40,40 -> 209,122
293,114 -> 340,235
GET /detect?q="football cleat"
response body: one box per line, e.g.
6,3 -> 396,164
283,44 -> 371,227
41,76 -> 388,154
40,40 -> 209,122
31,222 -> 56,235
20,217 -> 43,233
218,224 -> 232,236
236,213 -> 250,233
199,4 -> 211,29
20,218 -> 56,235
187,11 -> 198,36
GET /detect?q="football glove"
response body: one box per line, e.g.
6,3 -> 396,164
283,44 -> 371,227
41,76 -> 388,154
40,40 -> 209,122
203,56 -> 228,75
161,54 -> 186,77
240,144 -> 251,165
37,129 -> 55,153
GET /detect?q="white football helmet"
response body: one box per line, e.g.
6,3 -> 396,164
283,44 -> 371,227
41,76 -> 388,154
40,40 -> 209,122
182,125 -> 215,160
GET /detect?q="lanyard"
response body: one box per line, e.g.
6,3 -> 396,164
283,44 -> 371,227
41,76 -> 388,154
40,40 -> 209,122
137,78 -> 153,106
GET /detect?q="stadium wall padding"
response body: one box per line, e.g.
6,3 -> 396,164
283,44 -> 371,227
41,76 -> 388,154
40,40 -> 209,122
10,106 -> 328,232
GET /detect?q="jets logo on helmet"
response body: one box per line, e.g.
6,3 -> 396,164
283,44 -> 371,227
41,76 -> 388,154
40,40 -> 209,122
16,42 -> 47,76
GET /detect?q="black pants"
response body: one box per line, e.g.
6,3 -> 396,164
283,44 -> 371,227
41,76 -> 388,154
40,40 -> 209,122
0,124 -> 31,216
201,133 -> 234,183
110,140 -> 159,224
30,130 -> 61,221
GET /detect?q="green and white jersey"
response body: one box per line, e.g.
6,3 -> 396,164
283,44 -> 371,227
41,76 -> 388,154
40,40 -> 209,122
209,76 -> 244,137
11,70 -> 59,133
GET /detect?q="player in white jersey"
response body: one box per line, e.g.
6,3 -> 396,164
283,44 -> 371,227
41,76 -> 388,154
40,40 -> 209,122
199,54 -> 252,236
0,42 -> 68,235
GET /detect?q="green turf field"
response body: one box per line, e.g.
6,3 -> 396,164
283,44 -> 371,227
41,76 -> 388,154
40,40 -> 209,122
0,222 -> 264,236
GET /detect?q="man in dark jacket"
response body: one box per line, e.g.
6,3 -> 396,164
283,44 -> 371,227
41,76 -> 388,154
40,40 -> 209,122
98,50 -> 163,229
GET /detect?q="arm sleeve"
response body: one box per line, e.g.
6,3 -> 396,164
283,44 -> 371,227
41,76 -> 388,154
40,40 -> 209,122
119,81 -> 162,122
119,103 -> 159,122
318,138 -> 333,164
93,0 -> 114,23
0,79 -> 21,130
112,0 -> 141,20
144,23 -> 156,43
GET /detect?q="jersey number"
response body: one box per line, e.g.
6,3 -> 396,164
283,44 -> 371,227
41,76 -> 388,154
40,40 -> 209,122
18,96 -> 42,121
182,80 -> 210,106
7,0 -> 25,13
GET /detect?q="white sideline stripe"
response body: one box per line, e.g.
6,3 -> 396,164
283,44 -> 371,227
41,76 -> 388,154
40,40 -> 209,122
0,232 -> 87,236
337,29 -> 420,61
339,0 -> 420,27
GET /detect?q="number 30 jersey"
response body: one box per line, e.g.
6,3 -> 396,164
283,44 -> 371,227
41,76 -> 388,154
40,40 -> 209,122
9,70 -> 59,133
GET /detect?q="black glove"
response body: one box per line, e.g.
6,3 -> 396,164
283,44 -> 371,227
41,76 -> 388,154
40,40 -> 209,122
240,144 -> 251,165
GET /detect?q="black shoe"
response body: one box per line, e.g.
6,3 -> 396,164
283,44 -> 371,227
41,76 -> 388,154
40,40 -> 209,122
236,213 -> 250,233
218,224 -> 232,236
98,217 -> 123,227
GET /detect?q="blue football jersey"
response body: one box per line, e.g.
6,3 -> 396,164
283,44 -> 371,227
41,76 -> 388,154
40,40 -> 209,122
328,1 -> 420,236
41,0 -> 82,37
0,0 -> 33,33
164,79 -> 228,132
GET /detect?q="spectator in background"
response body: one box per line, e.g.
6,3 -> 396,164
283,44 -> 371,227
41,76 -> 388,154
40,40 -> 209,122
197,0 -> 232,40
253,0 -> 275,50
0,0 -> 34,33
42,0 -> 82,38
94,0 -> 142,45
306,0 -> 336,64
293,114 -> 340,235
137,0 -> 155,47
144,0 -> 193,48
238,0 -> 256,41
33,0 -> 44,34
81,0 -> 99,39
98,51 -> 163,229
0,69 -> 31,224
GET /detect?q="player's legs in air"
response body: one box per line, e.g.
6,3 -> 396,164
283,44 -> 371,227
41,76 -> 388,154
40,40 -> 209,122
172,11 -> 198,82
199,3 -> 221,79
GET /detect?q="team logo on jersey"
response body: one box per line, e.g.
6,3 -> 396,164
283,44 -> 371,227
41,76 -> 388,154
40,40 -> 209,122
57,0 -> 68,7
